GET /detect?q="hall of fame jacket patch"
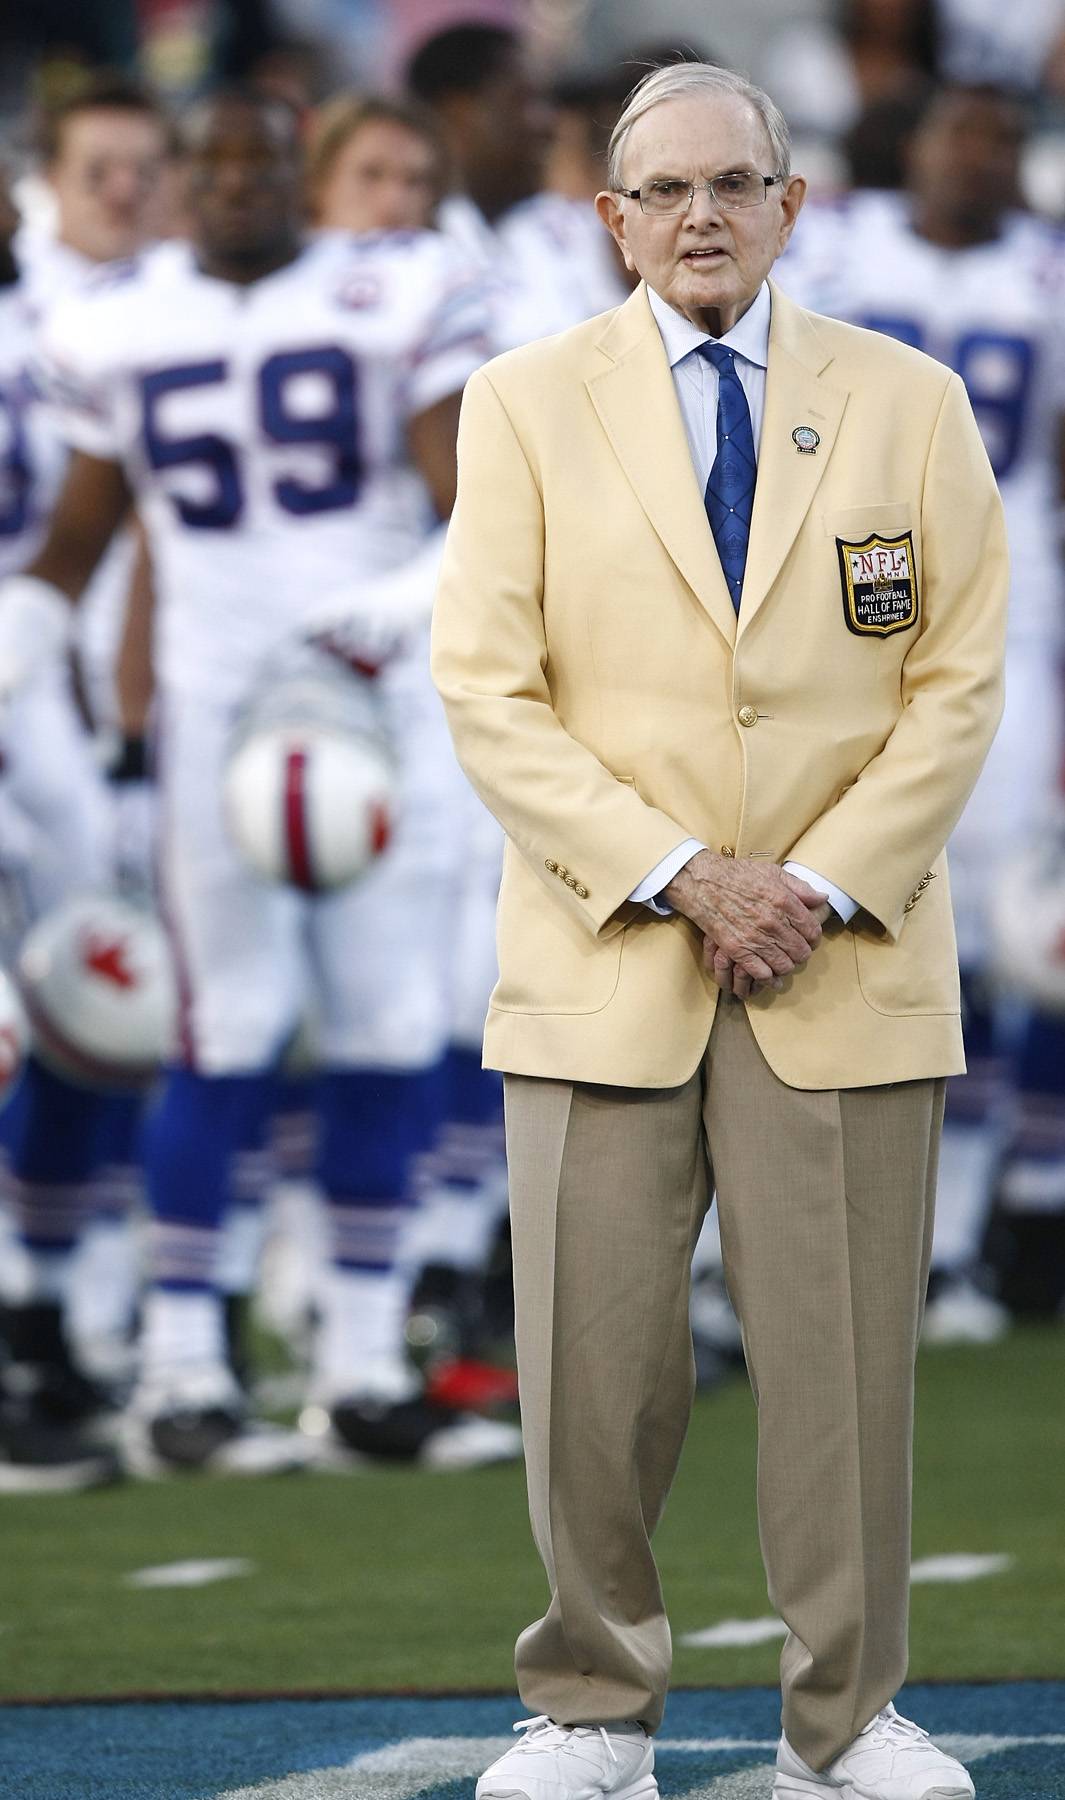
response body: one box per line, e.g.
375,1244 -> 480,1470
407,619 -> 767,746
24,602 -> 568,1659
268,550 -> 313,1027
836,530 -> 919,638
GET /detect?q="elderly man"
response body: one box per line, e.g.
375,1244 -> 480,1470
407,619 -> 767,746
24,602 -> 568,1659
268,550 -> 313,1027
432,63 -> 1006,1800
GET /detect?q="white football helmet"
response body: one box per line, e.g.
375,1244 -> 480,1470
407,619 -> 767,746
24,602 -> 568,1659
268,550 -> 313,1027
223,644 -> 395,893
17,892 -> 178,1088
0,965 -> 29,1108
990,806 -> 1065,1014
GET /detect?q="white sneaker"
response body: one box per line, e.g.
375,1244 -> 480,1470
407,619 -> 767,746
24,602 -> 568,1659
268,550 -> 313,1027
774,1702 -> 975,1798
922,1273 -> 1008,1345
476,1715 -> 658,1799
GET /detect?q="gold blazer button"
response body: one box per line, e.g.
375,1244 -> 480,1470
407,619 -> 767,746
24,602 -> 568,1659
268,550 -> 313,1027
720,844 -> 735,858
737,704 -> 758,728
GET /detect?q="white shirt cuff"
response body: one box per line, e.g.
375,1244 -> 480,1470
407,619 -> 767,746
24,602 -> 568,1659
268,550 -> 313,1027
783,861 -> 859,922
629,839 -> 706,916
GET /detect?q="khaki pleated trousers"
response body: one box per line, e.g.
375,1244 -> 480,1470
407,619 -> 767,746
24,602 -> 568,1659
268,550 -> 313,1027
503,997 -> 943,1774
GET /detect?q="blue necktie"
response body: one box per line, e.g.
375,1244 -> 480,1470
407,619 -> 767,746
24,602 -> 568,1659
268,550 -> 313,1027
699,342 -> 756,612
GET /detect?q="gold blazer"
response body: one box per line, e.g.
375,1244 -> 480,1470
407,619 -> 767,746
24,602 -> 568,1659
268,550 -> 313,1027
431,280 -> 1008,1090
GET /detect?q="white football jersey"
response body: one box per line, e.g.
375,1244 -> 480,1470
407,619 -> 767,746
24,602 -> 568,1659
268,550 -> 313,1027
935,0 -> 1065,90
778,191 -> 1065,642
439,191 -> 627,355
39,231 -> 488,703
15,230 -> 98,317
0,281 -> 67,581
14,231 -> 151,729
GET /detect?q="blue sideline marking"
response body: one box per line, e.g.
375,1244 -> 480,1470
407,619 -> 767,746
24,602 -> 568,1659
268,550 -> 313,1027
2,1683 -> 1064,1798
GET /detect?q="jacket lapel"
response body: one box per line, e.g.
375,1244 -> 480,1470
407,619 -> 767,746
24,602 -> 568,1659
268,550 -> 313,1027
737,281 -> 849,635
585,284 -> 738,648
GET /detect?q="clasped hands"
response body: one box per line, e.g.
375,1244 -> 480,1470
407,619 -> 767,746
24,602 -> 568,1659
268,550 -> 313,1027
662,849 -> 832,1000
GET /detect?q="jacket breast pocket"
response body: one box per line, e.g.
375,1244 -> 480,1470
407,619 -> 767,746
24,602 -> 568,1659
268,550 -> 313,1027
823,502 -> 919,642
822,502 -> 914,541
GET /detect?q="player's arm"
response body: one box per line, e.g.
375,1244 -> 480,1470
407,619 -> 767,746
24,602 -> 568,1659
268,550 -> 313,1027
1044,24 -> 1065,95
0,451 -> 132,699
406,389 -> 463,520
28,451 -> 132,599
114,520 -> 156,739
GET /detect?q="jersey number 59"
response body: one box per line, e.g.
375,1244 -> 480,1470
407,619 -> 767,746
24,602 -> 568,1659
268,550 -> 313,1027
860,316 -> 1033,481
140,347 -> 362,528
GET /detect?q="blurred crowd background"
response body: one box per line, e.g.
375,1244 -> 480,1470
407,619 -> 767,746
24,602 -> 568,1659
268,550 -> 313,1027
8,0 -> 1065,202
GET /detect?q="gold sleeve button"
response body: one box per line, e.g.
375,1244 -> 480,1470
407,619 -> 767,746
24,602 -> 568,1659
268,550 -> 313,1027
545,859 -> 557,873
575,884 -> 589,898
564,875 -> 577,888
737,704 -> 758,728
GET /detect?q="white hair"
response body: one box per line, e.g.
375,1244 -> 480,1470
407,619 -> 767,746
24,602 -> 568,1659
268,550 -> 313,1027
607,63 -> 792,192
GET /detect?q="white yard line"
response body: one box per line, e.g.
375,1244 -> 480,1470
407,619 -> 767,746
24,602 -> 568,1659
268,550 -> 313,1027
681,1552 -> 1013,1647
909,1553 -> 1013,1583
124,1557 -> 255,1588
679,1619 -> 787,1648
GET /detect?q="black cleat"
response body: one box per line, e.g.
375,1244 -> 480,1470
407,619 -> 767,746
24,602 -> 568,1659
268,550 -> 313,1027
329,1391 -> 521,1468
148,1404 -> 244,1470
1,1300 -> 118,1424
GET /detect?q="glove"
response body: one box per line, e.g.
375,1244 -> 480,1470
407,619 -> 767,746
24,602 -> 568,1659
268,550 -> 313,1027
305,527 -> 446,675
0,576 -> 74,702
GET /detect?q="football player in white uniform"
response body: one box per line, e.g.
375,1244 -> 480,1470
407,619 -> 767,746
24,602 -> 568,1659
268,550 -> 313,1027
0,91 -> 519,1471
403,26 -> 630,1372
0,106 -> 168,1475
409,22 -> 627,349
778,82 -> 1065,1339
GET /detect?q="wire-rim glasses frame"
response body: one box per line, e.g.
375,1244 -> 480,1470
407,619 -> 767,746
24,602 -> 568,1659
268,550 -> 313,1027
616,172 -> 784,215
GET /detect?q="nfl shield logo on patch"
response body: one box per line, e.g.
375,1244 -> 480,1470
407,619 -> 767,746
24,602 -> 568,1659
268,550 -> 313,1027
836,530 -> 919,637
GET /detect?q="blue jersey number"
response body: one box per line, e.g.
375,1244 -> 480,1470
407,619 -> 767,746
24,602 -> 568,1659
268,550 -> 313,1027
0,387 -> 34,538
141,347 -> 363,529
859,316 -> 1033,481
260,347 -> 361,516
141,361 -> 242,529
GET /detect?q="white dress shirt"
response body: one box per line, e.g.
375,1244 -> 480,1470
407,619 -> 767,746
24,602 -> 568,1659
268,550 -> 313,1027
627,282 -> 858,923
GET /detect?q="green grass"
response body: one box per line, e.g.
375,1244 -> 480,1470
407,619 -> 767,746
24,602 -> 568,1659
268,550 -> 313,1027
0,1327 -> 1061,1701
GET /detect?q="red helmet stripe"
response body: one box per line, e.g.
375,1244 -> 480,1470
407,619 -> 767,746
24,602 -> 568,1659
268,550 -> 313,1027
284,747 -> 317,892
370,801 -> 391,857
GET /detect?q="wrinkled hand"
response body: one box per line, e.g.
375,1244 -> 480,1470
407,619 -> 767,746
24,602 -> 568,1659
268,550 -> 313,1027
663,852 -> 830,993
702,916 -> 831,997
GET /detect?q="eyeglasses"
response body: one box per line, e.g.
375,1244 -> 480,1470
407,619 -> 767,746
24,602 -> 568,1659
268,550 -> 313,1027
617,172 -> 784,215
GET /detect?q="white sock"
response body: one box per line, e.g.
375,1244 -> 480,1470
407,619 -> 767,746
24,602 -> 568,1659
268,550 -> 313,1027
931,1119 -> 1002,1271
404,1185 -> 501,1274
691,1202 -> 723,1275
215,1202 -> 265,1295
22,1246 -> 72,1304
139,1287 -> 226,1378
314,1266 -> 416,1401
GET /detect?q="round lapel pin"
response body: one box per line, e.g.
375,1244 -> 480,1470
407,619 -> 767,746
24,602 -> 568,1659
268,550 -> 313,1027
792,425 -> 820,454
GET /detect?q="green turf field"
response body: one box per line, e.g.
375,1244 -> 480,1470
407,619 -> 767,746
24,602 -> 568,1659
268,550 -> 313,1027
0,1326 -> 1061,1702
